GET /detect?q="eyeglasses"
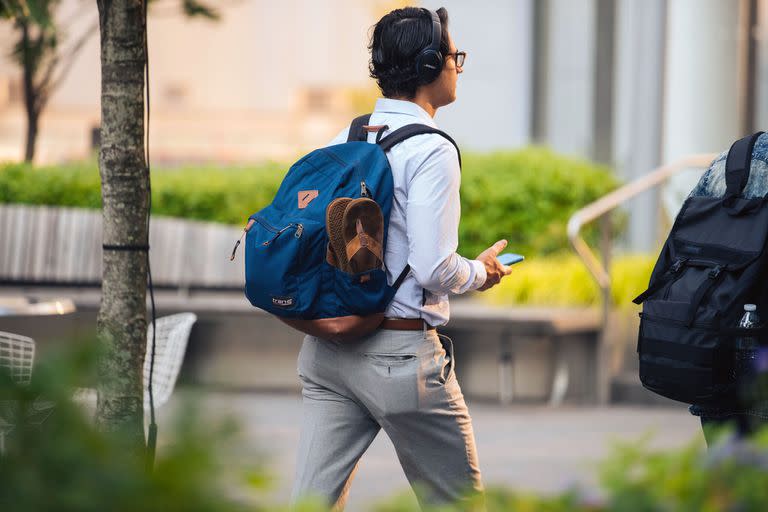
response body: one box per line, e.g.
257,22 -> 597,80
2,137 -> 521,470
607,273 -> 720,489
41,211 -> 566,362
446,50 -> 466,68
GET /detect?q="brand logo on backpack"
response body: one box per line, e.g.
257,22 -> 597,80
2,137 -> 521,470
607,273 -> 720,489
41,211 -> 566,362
272,296 -> 295,307
298,190 -> 319,209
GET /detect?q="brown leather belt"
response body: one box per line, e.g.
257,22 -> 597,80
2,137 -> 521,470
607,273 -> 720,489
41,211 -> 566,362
380,317 -> 436,331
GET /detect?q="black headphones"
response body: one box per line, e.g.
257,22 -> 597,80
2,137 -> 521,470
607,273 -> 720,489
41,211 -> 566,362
414,9 -> 443,84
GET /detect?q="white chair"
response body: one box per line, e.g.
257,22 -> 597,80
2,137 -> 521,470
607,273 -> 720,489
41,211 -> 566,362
0,331 -> 35,454
143,313 -> 197,411
73,313 -> 197,419
0,331 -> 35,386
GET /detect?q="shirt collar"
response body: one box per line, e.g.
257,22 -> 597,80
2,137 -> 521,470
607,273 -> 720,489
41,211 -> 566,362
374,98 -> 437,127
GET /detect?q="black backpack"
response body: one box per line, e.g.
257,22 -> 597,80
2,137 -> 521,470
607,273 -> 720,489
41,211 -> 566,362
633,131 -> 768,405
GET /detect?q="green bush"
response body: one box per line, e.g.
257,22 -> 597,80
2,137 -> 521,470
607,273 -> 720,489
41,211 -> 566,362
458,148 -> 619,257
0,147 -> 618,255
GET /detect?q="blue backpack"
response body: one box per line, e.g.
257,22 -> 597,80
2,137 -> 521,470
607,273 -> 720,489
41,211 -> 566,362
233,114 -> 460,340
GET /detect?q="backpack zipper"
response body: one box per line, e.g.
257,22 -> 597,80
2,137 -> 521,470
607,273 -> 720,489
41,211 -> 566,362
253,215 -> 281,233
320,148 -> 370,198
254,216 -> 303,246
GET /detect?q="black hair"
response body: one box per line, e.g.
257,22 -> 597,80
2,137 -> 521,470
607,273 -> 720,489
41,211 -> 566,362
368,7 -> 450,99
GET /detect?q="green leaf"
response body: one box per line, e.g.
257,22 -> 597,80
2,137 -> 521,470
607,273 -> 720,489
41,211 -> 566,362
181,0 -> 220,20
2,0 -> 54,25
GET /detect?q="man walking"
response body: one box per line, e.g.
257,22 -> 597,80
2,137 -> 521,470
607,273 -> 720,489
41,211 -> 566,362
291,7 -> 513,509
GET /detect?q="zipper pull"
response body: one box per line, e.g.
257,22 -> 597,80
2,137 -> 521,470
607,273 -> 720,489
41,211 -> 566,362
670,258 -> 686,273
708,265 -> 723,279
360,181 -> 369,198
295,224 -> 304,238
263,224 -> 292,246
230,219 -> 255,261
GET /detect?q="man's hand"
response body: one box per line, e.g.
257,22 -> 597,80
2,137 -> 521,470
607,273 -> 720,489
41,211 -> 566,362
475,239 -> 514,291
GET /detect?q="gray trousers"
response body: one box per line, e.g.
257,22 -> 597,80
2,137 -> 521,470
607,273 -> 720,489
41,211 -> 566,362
291,328 -> 484,510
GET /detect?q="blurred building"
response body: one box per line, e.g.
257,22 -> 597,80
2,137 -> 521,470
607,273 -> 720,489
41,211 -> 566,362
1,0 -> 767,251
0,0 -> 397,164
425,0 -> 768,252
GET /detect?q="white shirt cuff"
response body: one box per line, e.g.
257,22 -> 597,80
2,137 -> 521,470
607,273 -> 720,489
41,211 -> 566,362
469,259 -> 487,290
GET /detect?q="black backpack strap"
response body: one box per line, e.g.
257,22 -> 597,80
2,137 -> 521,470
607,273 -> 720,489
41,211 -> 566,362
377,124 -> 462,169
724,131 -> 764,202
347,114 -> 372,142
392,264 -> 411,291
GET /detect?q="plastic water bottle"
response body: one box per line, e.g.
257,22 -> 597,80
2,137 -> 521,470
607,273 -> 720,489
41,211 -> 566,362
736,304 -> 760,350
735,304 -> 761,402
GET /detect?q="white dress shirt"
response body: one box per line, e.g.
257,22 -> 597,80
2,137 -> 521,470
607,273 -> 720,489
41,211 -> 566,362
328,98 -> 487,326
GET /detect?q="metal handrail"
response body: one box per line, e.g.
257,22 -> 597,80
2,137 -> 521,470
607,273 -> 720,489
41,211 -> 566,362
567,153 -> 717,296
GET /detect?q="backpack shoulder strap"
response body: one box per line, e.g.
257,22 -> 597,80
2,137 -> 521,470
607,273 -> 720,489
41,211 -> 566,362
724,131 -> 764,200
377,124 -> 462,169
347,114 -> 372,142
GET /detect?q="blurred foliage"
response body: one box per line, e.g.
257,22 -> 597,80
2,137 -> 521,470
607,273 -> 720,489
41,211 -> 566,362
368,432 -> 768,511
4,343 -> 768,510
179,0 -> 220,20
458,148 -> 619,257
0,341 -> 269,512
0,1 -> 52,23
596,433 -> 768,512
0,146 -> 618,255
481,254 -> 657,308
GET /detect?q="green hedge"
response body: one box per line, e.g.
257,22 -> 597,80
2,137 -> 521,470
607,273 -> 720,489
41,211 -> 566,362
458,149 -> 618,257
0,147 -> 617,256
0,159 -> 285,225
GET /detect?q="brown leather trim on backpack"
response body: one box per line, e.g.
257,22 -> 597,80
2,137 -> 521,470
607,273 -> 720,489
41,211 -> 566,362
362,125 -> 388,133
279,313 -> 386,343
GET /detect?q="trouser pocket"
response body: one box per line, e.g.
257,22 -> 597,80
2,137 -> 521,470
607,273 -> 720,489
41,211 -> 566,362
437,333 -> 455,384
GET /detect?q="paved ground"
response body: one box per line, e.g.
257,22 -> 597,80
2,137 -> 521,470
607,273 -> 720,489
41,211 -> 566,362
160,390 -> 704,510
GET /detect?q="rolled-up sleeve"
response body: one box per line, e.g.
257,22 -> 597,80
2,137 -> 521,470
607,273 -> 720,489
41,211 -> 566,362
405,138 -> 487,295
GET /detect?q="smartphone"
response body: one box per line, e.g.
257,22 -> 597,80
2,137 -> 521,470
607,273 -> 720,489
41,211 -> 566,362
497,253 -> 525,266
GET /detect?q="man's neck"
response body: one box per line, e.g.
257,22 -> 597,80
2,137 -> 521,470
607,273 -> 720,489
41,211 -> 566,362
389,94 -> 437,118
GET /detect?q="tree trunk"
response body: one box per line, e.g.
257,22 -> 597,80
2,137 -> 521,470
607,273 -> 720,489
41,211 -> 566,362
19,20 -> 38,163
24,110 -> 38,163
94,0 -> 148,451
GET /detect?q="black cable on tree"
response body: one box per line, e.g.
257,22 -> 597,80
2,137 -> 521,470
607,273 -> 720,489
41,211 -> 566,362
143,0 -> 159,471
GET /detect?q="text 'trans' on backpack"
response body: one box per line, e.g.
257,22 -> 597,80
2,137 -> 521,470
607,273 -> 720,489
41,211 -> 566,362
633,131 -> 768,405
230,114 -> 461,342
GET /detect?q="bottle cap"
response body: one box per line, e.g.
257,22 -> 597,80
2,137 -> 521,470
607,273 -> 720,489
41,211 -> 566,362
745,304 -> 757,312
